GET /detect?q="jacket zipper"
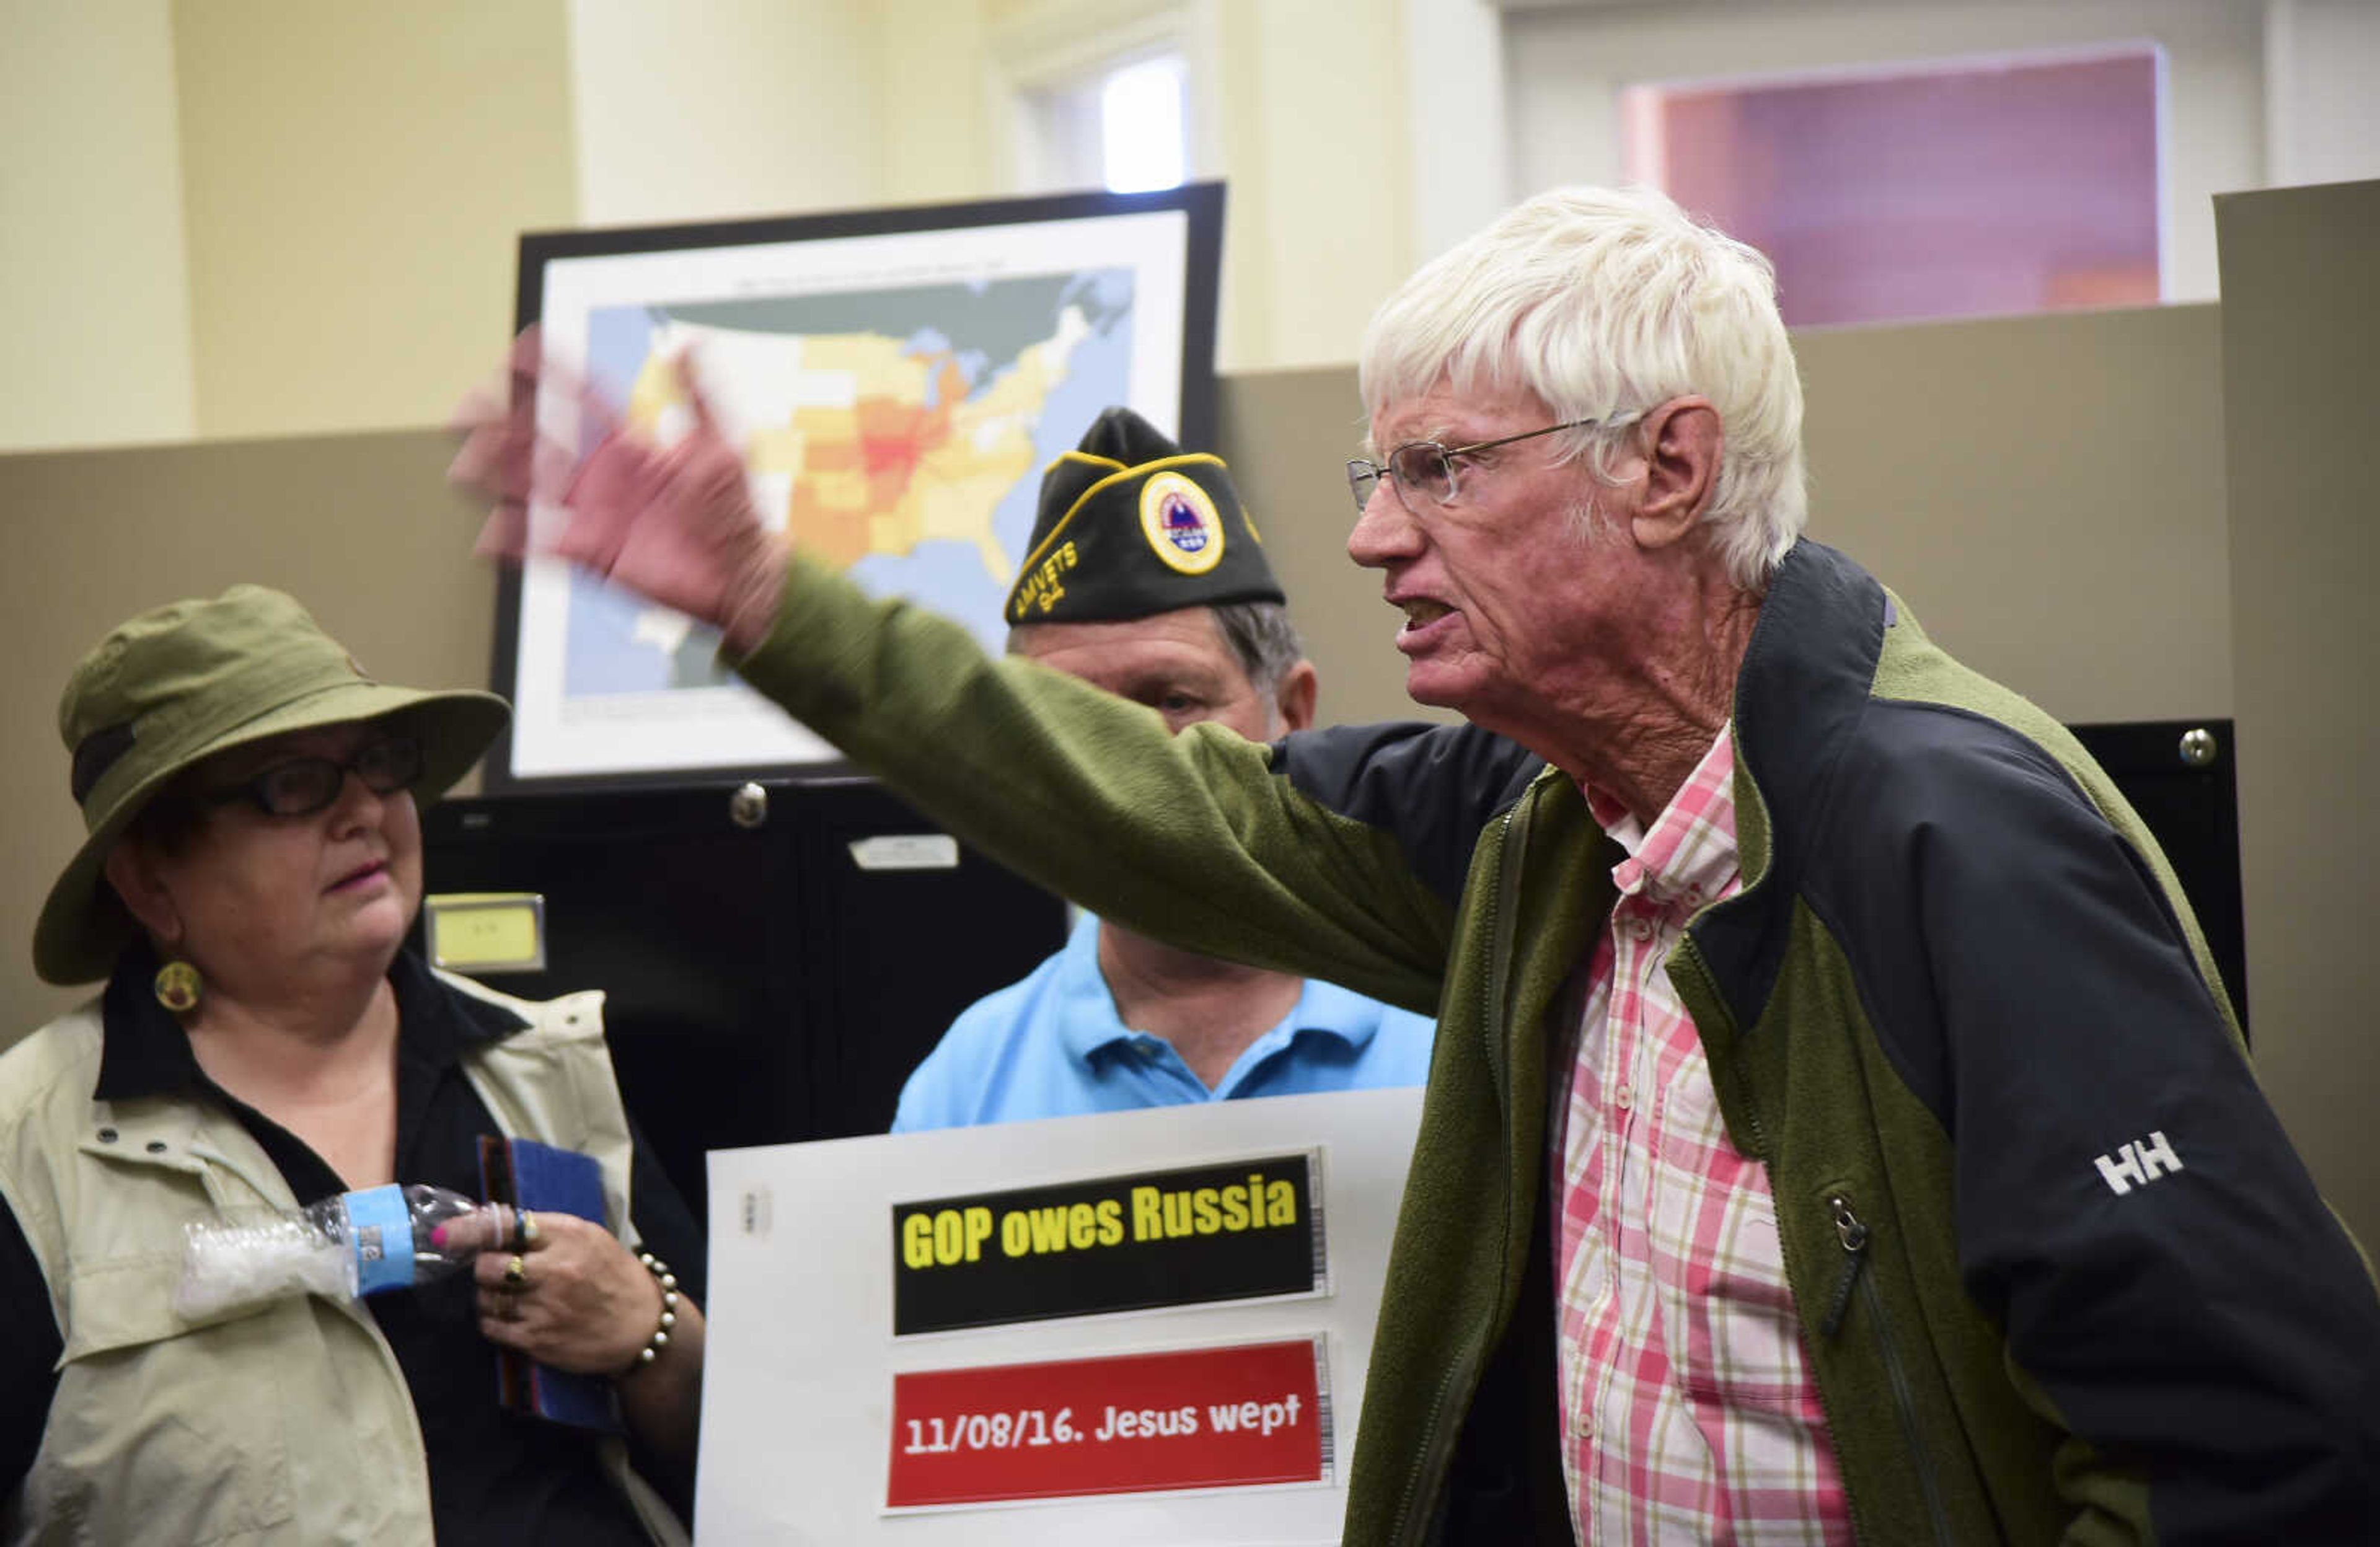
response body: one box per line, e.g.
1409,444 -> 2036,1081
1390,788 -> 1536,1547
1820,1192 -> 1955,1546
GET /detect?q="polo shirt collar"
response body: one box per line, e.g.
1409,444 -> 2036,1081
1053,912 -> 1386,1068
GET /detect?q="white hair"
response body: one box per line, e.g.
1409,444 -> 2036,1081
1359,185 -> 1807,589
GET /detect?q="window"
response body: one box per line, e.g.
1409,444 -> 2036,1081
1018,50 -> 1190,196
1100,55 -> 1187,193
1621,47 -> 2162,327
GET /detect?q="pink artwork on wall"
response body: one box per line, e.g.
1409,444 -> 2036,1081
1625,50 -> 2161,328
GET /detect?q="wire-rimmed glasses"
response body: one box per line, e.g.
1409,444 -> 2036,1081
1346,415 -> 1621,515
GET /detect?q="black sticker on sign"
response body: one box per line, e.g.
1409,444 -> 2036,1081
891,1151 -> 1324,1336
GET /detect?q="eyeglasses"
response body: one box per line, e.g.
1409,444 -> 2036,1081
198,736 -> 425,818
1346,415 -> 1626,515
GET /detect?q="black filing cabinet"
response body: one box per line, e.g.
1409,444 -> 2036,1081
416,778 -> 1068,1218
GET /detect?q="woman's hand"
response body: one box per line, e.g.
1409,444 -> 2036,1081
470,1211 -> 667,1377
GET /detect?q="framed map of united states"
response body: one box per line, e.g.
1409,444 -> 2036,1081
490,183 -> 1223,791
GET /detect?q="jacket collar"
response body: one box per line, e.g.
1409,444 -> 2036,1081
1727,539 -> 1891,892
1681,539 -> 1891,1038
93,943 -> 527,1103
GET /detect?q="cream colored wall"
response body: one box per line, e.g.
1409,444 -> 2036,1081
860,0 -> 1417,377
562,0 -> 1414,377
11,0 -> 2380,460
876,0 -> 999,203
568,0 -> 887,224
1204,0 -> 1411,374
0,0 -> 196,452
171,0 -> 578,439
2264,0 -> 2380,187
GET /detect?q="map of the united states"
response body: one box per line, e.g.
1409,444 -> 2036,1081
563,271 -> 1134,697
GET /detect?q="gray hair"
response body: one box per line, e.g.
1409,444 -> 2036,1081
1360,185 -> 1807,589
1205,599 -> 1304,699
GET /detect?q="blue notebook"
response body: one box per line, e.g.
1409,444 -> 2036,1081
478,1135 -> 624,1433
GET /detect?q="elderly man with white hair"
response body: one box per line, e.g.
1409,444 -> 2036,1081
456,185 -> 2379,1544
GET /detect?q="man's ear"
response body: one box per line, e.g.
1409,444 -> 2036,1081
102,840 -> 182,948
1631,397 -> 1722,552
1274,659 -> 1318,734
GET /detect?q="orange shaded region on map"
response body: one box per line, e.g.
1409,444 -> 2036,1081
785,357 -> 968,566
627,314 -> 1096,588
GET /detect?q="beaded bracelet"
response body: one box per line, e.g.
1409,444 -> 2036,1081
622,1249 -> 680,1374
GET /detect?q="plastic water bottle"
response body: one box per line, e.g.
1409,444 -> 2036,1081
176,1184 -> 511,1319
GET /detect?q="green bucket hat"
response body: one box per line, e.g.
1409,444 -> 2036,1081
34,585 -> 510,985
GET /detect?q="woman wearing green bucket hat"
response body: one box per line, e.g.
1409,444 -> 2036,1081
0,587 -> 703,1545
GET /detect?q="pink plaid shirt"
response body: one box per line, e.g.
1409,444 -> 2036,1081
1553,724 -> 1850,1543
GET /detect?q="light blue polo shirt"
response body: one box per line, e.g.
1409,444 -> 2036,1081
891,912 -> 1437,1132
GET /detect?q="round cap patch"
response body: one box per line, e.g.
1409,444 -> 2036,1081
1139,471 -> 1226,576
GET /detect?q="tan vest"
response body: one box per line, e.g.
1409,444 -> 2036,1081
0,974 -> 689,1546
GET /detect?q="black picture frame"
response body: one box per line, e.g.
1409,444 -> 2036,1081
488,182 -> 1224,794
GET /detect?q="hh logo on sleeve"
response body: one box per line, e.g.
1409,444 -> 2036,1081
2094,1130 -> 2184,1196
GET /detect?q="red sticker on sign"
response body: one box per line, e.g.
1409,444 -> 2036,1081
885,1338 -> 1330,1509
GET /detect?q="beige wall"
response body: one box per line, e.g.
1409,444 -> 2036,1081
0,0 -> 196,452
1217,303 -> 2235,734
1217,366 -> 1454,731
2216,179 -> 2379,1255
1796,304 -> 2234,723
172,1 -> 578,438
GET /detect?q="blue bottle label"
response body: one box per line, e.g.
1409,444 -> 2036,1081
345,1184 -> 415,1296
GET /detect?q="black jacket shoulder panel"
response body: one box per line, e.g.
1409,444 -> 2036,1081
1270,720 -> 1543,907
1796,698 -> 2179,1129
1729,541 -> 1892,804
1687,540 -> 1890,1034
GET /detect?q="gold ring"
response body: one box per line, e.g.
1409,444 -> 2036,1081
503,1254 -> 527,1289
517,1209 -> 540,1248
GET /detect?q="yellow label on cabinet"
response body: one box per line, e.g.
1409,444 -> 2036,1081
423,893 -> 547,974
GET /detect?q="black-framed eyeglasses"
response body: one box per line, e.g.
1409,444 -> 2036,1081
1346,414 -> 1628,515
198,736 -> 425,818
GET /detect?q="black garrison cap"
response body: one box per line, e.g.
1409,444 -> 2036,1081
1003,407 -> 1284,626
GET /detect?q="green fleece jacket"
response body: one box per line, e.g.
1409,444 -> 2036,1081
736,538 -> 2379,1545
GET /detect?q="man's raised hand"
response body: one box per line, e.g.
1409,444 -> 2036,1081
449,330 -> 786,651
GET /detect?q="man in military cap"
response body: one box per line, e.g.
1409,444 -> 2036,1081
891,407 -> 1435,1130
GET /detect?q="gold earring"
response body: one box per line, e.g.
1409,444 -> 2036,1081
153,959 -> 203,1014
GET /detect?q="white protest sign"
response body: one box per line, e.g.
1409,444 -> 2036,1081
695,1086 -> 1423,1544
